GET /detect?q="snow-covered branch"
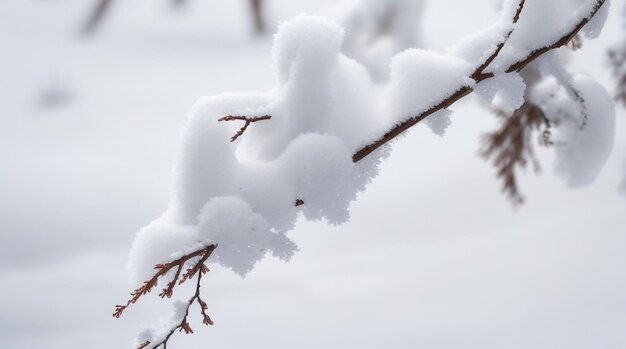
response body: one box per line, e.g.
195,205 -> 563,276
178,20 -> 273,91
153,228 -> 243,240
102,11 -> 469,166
117,0 -> 614,347
114,245 -> 215,316
353,0 -> 606,162
115,245 -> 216,348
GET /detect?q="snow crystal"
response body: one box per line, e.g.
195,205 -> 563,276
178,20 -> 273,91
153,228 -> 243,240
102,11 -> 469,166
128,218 -> 199,284
197,197 -> 295,276
475,72 -> 526,114
425,110 -> 452,137
134,301 -> 189,347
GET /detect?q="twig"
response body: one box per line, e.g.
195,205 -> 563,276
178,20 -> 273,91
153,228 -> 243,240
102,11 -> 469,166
145,261 -> 214,349
218,115 -> 272,142
113,245 -> 217,318
608,47 -> 626,107
82,0 -> 113,35
353,0 -> 606,163
480,103 -> 548,205
250,0 -> 265,34
472,0 -> 526,81
113,245 -> 216,349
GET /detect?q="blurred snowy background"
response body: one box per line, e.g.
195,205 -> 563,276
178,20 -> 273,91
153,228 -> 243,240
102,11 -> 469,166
1,0 -> 625,348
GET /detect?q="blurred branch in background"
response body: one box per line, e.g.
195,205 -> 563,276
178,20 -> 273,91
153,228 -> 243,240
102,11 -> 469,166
250,0 -> 265,34
481,102 -> 549,206
82,0 -> 112,35
81,0 -> 266,35
173,0 -> 189,8
37,72 -> 75,110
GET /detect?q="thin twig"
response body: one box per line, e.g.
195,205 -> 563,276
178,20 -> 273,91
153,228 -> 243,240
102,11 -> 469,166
250,0 -> 265,34
481,103 -> 548,205
82,0 -> 113,35
218,115 -> 272,142
113,245 -> 217,318
147,261 -> 213,349
608,47 -> 626,107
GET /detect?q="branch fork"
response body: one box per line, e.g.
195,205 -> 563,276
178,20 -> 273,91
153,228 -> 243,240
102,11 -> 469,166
113,245 -> 217,349
218,115 -> 272,142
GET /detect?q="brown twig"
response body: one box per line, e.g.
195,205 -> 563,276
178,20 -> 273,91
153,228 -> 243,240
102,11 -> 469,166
353,0 -> 606,163
472,0 -> 526,81
218,115 -> 272,142
113,244 -> 216,318
250,0 -> 265,34
481,103 -> 549,205
145,261 -> 213,349
114,245 -> 216,349
608,47 -> 626,107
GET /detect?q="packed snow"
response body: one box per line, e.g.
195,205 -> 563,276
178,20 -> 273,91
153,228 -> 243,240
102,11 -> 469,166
129,15 -> 386,282
475,72 -> 527,114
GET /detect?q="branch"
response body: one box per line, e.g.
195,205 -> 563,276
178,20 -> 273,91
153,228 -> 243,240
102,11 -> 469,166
82,0 -> 113,35
250,0 -> 266,34
113,244 -> 217,318
143,262 -> 213,349
505,1 -> 605,73
353,0 -> 606,163
608,47 -> 626,107
471,0 -> 526,81
218,115 -> 272,142
480,102 -> 549,205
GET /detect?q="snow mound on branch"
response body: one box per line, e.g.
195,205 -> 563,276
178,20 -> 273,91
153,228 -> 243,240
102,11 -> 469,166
386,49 -> 474,126
449,0 -> 523,67
490,0 -> 608,70
425,110 -> 452,137
134,300 -> 189,347
475,72 -> 526,114
531,74 -> 615,187
581,0 -> 610,40
128,14 -> 385,282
